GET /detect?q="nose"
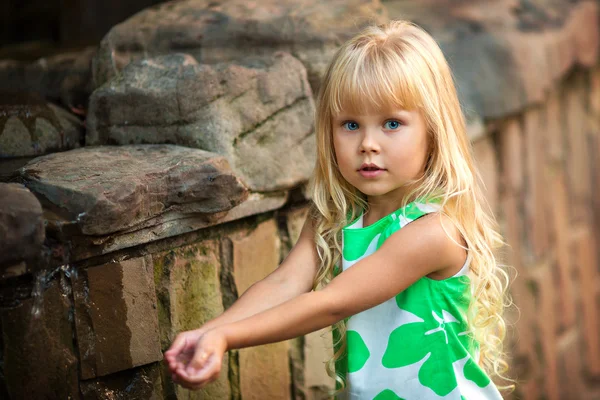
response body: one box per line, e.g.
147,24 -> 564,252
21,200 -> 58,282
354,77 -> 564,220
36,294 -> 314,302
359,129 -> 380,154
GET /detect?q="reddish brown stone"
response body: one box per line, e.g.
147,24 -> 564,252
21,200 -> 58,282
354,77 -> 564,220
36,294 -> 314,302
549,173 -> 577,330
572,227 -> 600,378
473,136 -> 499,214
230,220 -> 291,400
557,329 -> 585,400
499,119 -> 524,194
73,256 -> 162,379
523,107 -> 549,260
1,278 -> 79,399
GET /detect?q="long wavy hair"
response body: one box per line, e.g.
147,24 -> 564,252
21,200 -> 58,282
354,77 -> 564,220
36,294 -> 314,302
309,20 -> 512,393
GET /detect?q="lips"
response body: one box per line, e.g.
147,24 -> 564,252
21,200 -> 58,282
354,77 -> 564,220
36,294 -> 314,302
358,163 -> 385,178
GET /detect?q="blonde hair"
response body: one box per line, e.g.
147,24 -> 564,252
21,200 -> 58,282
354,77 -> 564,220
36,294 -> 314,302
309,20 -> 512,393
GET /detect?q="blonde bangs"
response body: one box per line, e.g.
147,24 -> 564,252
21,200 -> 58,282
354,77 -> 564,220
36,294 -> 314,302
327,44 -> 423,116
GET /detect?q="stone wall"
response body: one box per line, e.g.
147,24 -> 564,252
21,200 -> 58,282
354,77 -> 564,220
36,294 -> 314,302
1,0 -> 600,399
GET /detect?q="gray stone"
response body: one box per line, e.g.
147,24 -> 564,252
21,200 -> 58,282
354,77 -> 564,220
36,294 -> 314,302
0,183 -> 44,271
91,0 -> 387,91
0,46 -> 96,109
20,144 -> 248,236
72,256 -> 162,379
384,0 -> 599,120
0,91 -> 84,157
87,52 -> 316,192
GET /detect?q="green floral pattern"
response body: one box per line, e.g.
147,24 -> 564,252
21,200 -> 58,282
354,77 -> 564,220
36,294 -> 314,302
335,200 -> 502,399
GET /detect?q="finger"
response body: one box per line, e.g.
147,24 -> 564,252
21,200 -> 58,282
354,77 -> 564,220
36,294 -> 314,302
185,347 -> 211,376
165,334 -> 189,362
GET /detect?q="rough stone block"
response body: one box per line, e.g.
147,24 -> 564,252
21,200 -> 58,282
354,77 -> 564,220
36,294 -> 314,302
0,92 -> 83,158
91,0 -> 387,91
564,74 -> 592,221
0,183 -> 44,272
523,107 -> 549,259
20,144 -> 248,237
529,264 -> 560,400
572,227 -> 600,378
557,330 -> 585,400
73,256 -> 162,379
152,240 -> 231,400
549,172 -> 577,330
87,52 -> 316,193
229,219 -> 291,399
499,119 -> 523,194
472,135 -> 499,214
1,278 -> 79,399
81,362 -> 163,400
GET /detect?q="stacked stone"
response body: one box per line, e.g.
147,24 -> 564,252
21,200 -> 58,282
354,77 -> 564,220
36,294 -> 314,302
1,0 -> 600,399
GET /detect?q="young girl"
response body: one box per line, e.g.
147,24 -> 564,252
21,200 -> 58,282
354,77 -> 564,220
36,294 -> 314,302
165,20 -> 510,399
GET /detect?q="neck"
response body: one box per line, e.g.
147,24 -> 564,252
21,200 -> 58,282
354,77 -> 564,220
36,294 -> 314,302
363,186 -> 417,227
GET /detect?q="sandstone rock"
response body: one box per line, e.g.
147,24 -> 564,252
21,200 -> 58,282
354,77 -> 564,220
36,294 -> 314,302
0,91 -> 83,157
227,220 -> 291,400
0,46 -> 96,110
152,240 -> 231,400
384,0 -> 599,120
72,256 -> 162,379
87,52 -> 315,192
20,144 -> 248,236
0,183 -> 44,271
92,0 -> 387,91
1,278 -> 79,399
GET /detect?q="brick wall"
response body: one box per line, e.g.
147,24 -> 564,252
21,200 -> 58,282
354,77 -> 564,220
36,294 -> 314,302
473,67 -> 600,400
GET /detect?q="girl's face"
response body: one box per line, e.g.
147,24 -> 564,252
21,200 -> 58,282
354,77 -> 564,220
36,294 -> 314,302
332,108 -> 429,205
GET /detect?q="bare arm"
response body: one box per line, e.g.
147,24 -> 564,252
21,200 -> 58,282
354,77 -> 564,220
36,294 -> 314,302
198,216 -> 320,332
216,213 -> 464,349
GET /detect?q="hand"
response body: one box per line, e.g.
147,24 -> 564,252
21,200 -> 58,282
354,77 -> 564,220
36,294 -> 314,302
169,329 -> 228,390
164,328 -> 206,378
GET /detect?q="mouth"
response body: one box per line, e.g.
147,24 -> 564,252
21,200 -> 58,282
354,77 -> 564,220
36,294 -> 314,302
358,163 -> 386,178
358,163 -> 385,172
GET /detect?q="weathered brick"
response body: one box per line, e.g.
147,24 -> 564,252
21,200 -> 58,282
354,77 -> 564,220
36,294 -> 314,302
523,107 -> 549,260
572,227 -> 600,377
591,67 -> 600,117
1,278 -> 79,399
152,240 -> 231,400
529,264 -> 559,400
304,328 -> 334,398
499,118 -> 524,194
550,172 -> 577,329
73,256 -> 162,379
557,329 -> 585,400
544,89 -> 564,164
564,74 -> 592,222
473,135 -> 499,214
230,219 -> 291,400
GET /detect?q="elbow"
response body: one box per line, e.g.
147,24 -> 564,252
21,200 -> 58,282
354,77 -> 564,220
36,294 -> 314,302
317,290 -> 351,323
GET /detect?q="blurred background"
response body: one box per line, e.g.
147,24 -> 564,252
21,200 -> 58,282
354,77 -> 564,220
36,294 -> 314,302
1,0 -> 599,399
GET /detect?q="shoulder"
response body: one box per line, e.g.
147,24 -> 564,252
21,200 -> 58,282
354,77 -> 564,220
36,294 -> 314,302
381,212 -> 467,277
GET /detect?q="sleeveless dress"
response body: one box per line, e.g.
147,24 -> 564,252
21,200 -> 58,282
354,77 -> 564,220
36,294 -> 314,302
334,200 -> 503,400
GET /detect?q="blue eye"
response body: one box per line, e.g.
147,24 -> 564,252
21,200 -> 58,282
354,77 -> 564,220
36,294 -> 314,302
343,121 -> 359,131
384,120 -> 401,130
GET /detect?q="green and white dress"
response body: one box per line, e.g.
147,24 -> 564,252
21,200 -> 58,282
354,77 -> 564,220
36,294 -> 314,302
335,200 -> 502,400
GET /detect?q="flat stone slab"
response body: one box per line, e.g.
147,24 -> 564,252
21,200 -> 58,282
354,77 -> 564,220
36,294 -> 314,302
20,144 -> 248,237
87,52 -> 316,192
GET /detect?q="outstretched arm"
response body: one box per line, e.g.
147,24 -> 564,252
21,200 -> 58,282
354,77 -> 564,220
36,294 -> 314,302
177,213 -> 466,388
165,216 -> 319,379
